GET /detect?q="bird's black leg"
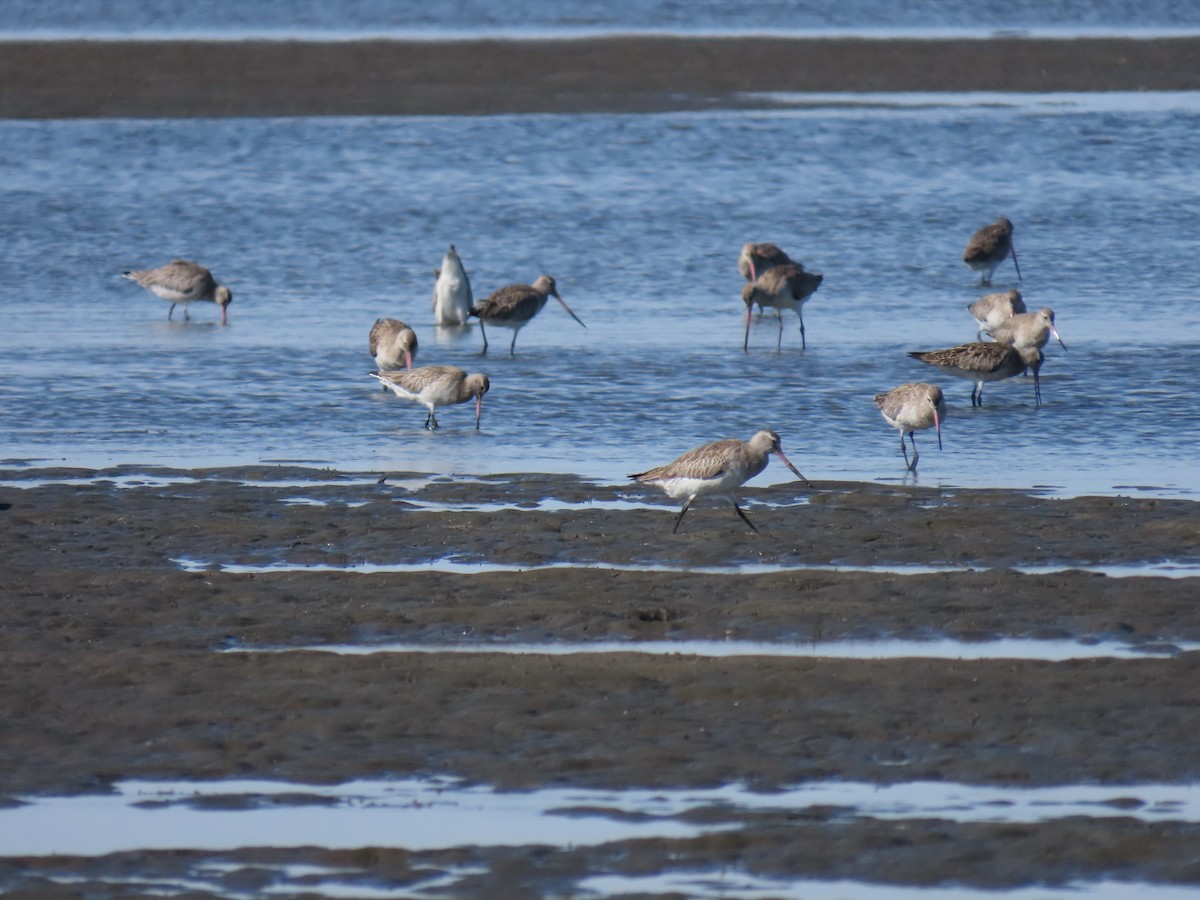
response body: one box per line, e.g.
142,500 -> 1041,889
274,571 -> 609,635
168,304 -> 175,321
907,432 -> 920,472
509,332 -> 519,357
672,500 -> 693,534
733,501 -> 759,534
479,322 -> 489,355
1033,370 -> 1042,407
899,434 -> 910,468
799,310 -> 806,350
776,315 -> 784,351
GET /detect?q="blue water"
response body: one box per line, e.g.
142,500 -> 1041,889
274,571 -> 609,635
3,0 -> 1200,37
4,92 -> 1200,497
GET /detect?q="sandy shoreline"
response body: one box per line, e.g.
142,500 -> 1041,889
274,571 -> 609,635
3,36 -> 1200,118
3,467 -> 1200,890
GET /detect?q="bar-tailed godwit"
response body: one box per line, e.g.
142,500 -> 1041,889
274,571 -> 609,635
908,341 -> 1040,407
967,288 -> 1025,340
738,242 -> 795,282
368,318 -> 418,374
987,307 -> 1066,406
468,274 -> 585,355
431,244 -> 473,326
629,430 -> 812,534
963,216 -> 1021,285
741,264 -> 824,351
874,382 -> 946,472
122,259 -> 232,324
370,365 -> 490,430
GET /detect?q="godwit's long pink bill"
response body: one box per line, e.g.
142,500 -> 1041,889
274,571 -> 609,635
468,274 -> 585,356
368,318 -> 418,375
738,241 -> 795,283
629,430 -> 812,534
963,216 -> 1021,286
371,365 -> 490,431
873,382 -> 946,473
122,259 -> 233,324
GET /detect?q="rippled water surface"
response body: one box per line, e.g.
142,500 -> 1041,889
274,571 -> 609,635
4,94 -> 1199,497
4,0 -> 1200,37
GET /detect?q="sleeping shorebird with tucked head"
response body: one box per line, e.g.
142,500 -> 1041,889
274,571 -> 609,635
431,244 -> 473,326
963,216 -> 1021,285
741,264 -> 824,351
371,365 -> 490,430
967,288 -> 1025,340
874,383 -> 946,473
468,274 -> 585,356
122,259 -> 233,324
909,341 -> 1041,407
368,318 -> 418,374
630,430 -> 812,534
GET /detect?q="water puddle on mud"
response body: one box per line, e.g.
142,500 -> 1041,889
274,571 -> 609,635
172,555 -> 1200,579
7,778 -> 1200,896
228,637 -> 1200,662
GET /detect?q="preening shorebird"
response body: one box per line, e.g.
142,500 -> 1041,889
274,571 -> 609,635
967,288 -> 1026,340
431,244 -> 473,326
468,274 -> 585,356
368,318 -> 418,373
122,259 -> 232,324
630,429 -> 812,534
371,365 -> 490,430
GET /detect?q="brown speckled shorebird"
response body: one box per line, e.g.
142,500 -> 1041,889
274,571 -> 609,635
370,365 -> 490,430
122,259 -> 233,324
987,307 -> 1066,405
909,341 -> 1041,407
629,430 -> 812,534
741,264 -> 824,351
967,288 -> 1026,340
874,382 -> 947,473
468,275 -> 585,355
431,244 -> 473,326
963,216 -> 1021,285
368,318 -> 418,374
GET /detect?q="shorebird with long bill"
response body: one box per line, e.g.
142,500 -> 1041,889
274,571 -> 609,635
368,318 -> 418,373
122,259 -> 233,324
371,365 -> 490,430
874,383 -> 947,473
741,264 -> 823,350
987,307 -> 1066,406
908,341 -> 1040,407
630,430 -> 812,534
469,274 -> 585,355
963,216 -> 1021,285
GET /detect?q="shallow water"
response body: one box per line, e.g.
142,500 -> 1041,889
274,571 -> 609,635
2,0 -> 1199,37
4,93 -> 1200,498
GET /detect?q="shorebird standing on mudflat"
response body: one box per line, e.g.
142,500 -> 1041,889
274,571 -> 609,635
629,430 -> 813,534
468,274 -> 585,356
967,288 -> 1026,340
368,318 -> 418,373
987,307 -> 1066,406
874,382 -> 947,473
371,365 -> 490,430
122,259 -> 233,324
431,244 -> 473,326
908,341 -> 1041,407
963,216 -> 1021,285
741,264 -> 824,351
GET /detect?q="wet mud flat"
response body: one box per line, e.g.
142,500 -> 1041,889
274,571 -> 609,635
2,467 -> 1200,895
